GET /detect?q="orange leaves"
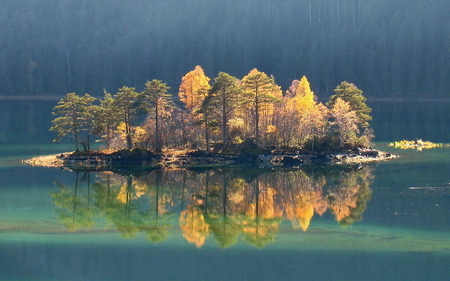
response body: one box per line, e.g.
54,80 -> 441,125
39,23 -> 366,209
178,65 -> 210,111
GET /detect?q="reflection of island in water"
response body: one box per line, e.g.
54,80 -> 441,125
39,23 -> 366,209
52,166 -> 373,248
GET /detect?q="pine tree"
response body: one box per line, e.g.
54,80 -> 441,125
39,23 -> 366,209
50,92 -> 97,151
113,86 -> 140,149
208,72 -> 243,146
327,81 -> 372,128
93,91 -> 119,150
241,68 -> 281,145
141,79 -> 173,151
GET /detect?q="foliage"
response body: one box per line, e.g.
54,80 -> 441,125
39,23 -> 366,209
113,86 -> 141,149
93,91 -> 119,149
330,98 -> 360,148
207,72 -> 244,146
275,76 -> 328,149
50,92 -> 97,151
178,65 -> 211,112
50,68 -> 374,152
327,81 -> 372,128
141,79 -> 173,151
389,139 -> 448,150
241,68 -> 282,145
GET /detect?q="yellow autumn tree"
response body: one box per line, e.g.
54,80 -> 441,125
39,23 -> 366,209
330,97 -> 360,148
278,76 -> 327,148
178,65 -> 211,112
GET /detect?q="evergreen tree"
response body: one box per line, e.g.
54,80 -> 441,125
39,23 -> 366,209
141,80 -> 173,151
50,92 -> 97,151
208,72 -> 243,146
326,81 -> 372,128
113,86 -> 140,149
241,68 -> 281,145
93,91 -> 119,149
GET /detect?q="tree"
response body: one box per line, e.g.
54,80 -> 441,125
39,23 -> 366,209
178,65 -> 211,112
330,98 -> 360,148
208,72 -> 243,146
50,92 -> 97,151
241,68 -> 282,145
275,76 -> 327,149
199,93 -> 214,151
93,91 -> 119,150
327,81 -> 372,128
178,66 -> 211,149
141,79 -> 172,151
113,86 -> 140,149
80,94 -> 98,151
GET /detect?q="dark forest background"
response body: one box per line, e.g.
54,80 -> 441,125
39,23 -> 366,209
0,0 -> 448,100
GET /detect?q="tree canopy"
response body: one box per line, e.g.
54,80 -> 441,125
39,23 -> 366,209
50,67 -> 373,152
327,81 -> 372,128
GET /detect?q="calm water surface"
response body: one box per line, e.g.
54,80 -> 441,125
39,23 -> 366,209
0,99 -> 449,280
0,143 -> 449,281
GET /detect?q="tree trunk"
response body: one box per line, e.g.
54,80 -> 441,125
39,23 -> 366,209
205,110 -> 210,152
222,89 -> 227,146
155,104 -> 161,152
72,107 -> 79,151
255,88 -> 260,145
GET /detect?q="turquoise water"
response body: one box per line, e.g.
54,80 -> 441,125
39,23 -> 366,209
0,144 -> 449,280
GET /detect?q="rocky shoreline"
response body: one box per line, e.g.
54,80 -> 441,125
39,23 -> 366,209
24,148 -> 398,170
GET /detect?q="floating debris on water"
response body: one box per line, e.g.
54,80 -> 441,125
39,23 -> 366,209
409,186 -> 449,190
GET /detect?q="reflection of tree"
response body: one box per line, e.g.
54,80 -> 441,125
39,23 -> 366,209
94,175 -> 143,238
139,170 -> 172,243
274,170 -> 327,231
202,172 -> 240,248
240,178 -> 282,248
52,172 -> 95,231
180,204 -> 210,248
326,167 -> 373,225
94,171 -> 173,241
53,166 -> 374,248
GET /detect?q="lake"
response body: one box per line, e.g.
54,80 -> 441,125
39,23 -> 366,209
0,99 -> 449,281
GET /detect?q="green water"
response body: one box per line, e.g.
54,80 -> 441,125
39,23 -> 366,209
0,143 -> 449,281
0,99 -> 449,280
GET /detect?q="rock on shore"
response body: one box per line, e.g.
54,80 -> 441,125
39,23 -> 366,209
24,148 -> 398,170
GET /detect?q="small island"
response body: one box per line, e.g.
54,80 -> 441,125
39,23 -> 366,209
26,67 -> 397,170
389,139 -> 449,151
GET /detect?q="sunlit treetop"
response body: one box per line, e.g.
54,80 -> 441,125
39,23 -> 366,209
327,81 -> 372,128
178,65 -> 210,111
